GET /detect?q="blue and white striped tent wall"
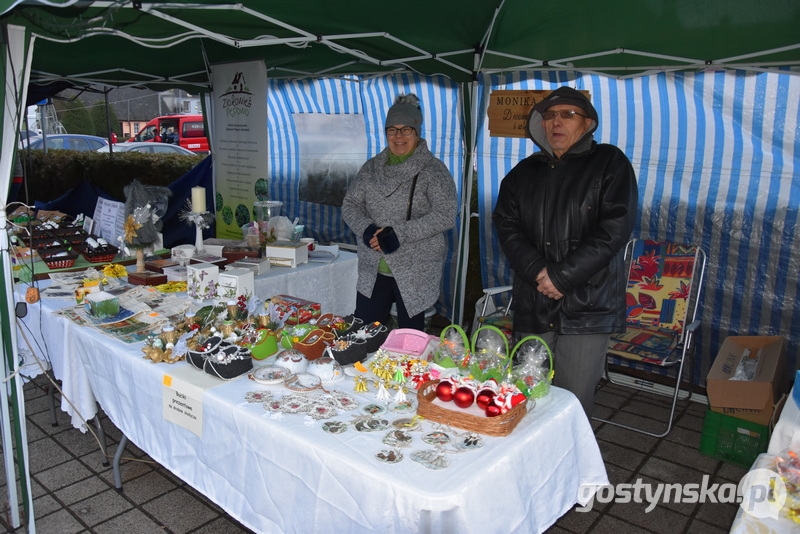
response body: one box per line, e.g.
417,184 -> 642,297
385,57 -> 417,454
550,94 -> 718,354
266,74 -> 464,317
475,70 -> 800,384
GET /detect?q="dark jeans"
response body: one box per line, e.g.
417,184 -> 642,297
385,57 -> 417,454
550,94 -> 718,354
355,274 -> 425,330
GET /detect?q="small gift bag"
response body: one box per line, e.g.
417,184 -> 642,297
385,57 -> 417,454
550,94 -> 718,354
510,335 -> 554,398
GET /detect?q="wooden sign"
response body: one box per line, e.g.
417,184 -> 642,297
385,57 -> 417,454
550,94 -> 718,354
487,89 -> 591,138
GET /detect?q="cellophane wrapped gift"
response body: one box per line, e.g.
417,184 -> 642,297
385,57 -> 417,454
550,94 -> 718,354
431,325 -> 470,370
469,326 -> 508,382
510,336 -> 554,398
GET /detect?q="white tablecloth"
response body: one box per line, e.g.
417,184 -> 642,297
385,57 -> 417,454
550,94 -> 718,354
768,384 -> 800,454
15,253 -> 358,430
729,453 -> 799,534
252,251 -> 357,316
17,284 -> 608,533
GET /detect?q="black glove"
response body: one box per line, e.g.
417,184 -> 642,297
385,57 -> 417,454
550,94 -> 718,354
362,224 -> 379,247
376,227 -> 400,254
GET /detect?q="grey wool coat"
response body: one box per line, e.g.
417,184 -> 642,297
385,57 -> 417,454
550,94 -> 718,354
342,139 -> 458,318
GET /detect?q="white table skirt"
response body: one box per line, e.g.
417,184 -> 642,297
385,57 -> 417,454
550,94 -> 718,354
80,335 -> 607,533
15,253 -> 358,430
19,289 -> 608,533
768,384 -> 800,455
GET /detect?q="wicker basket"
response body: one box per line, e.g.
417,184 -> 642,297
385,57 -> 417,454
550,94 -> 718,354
28,229 -> 57,248
77,242 -> 119,264
39,248 -> 79,270
416,380 -> 527,437
54,227 -> 88,246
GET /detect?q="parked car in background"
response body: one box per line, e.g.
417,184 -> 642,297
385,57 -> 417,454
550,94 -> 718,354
27,134 -> 109,152
18,129 -> 41,149
96,141 -> 198,155
129,114 -> 210,153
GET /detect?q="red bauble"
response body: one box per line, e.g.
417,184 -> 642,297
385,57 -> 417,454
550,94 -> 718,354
509,393 -> 526,408
453,386 -> 475,409
485,404 -> 502,417
435,381 -> 455,402
475,390 -> 496,411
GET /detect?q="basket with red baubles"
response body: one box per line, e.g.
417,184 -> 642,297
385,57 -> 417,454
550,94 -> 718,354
417,377 -> 528,437
416,325 -> 553,437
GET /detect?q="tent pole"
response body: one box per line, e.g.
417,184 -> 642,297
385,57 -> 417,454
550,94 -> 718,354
1,23 -> 37,532
450,58 -> 481,327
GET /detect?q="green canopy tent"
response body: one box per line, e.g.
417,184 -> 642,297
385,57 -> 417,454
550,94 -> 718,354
1,1 -> 799,531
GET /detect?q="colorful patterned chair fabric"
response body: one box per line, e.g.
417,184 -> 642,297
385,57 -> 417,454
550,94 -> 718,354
596,238 -> 707,438
607,240 -> 700,366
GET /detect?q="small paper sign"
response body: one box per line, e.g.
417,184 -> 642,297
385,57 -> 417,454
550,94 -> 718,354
93,197 -> 126,244
162,373 -> 208,436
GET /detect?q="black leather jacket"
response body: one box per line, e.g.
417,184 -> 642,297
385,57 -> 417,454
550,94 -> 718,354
492,142 -> 638,335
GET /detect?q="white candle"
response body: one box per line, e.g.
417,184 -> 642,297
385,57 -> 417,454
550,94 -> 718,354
191,186 -> 206,213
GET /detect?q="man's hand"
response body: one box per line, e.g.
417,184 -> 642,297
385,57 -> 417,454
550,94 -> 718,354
535,268 -> 564,300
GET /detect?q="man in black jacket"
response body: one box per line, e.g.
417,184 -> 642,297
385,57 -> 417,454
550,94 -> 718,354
492,86 -> 639,417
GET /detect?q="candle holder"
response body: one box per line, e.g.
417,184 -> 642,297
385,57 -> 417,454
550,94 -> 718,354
179,199 -> 214,254
194,215 -> 207,253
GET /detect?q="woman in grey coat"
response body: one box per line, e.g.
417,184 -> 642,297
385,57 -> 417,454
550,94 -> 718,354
342,94 -> 458,330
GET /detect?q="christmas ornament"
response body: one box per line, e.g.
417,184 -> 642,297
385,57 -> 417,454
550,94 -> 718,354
453,386 -> 475,409
435,380 -> 456,402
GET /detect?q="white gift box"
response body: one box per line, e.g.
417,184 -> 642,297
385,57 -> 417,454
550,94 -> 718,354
163,265 -> 188,282
231,256 -> 271,275
186,262 -> 220,301
265,241 -> 308,268
218,268 -> 255,301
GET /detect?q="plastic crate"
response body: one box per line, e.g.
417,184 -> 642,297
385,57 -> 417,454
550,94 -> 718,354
699,409 -> 770,468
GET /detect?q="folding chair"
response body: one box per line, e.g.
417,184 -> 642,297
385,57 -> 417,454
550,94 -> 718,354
472,285 -> 513,344
593,238 -> 707,437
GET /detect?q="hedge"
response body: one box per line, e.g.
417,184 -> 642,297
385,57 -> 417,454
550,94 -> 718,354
19,149 -> 207,202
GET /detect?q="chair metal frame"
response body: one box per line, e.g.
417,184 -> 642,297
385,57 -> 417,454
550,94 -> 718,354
593,238 -> 707,438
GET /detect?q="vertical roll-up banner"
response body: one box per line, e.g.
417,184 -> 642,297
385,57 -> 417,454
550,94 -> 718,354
210,60 -> 269,238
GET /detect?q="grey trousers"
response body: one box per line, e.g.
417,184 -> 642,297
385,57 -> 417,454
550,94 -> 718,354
515,331 -> 610,419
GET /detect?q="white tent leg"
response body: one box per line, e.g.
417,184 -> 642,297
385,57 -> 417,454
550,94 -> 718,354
1,23 -> 36,532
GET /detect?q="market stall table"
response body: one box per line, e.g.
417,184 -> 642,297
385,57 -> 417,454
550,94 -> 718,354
252,250 -> 357,316
16,285 -> 608,533
14,253 -> 357,430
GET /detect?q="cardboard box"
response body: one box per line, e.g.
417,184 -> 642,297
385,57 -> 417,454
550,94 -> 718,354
218,268 -> 255,301
706,336 -> 789,425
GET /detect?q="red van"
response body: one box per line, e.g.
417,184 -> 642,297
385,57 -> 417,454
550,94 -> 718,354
131,114 -> 210,153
